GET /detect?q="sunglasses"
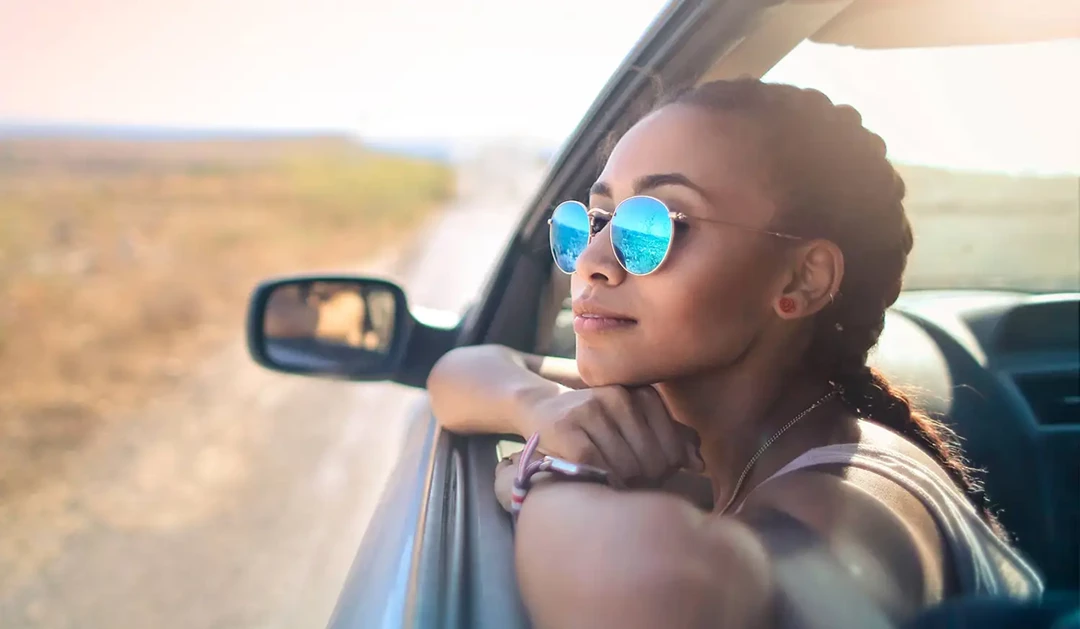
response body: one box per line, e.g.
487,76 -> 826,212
548,195 -> 801,276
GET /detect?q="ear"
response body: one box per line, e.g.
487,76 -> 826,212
774,239 -> 844,320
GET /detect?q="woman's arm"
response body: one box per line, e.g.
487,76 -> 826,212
513,471 -> 934,629
515,484 -> 771,629
433,345 -> 704,489
426,344 -> 584,437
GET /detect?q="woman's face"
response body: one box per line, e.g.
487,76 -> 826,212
572,104 -> 792,387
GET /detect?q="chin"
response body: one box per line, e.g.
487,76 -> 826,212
575,348 -> 657,388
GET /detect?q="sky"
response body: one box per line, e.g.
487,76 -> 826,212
0,0 -> 668,144
764,38 -> 1080,175
1,0 -> 1077,173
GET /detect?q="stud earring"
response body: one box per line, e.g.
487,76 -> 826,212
778,296 -> 797,314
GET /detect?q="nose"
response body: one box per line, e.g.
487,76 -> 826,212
574,221 -> 626,287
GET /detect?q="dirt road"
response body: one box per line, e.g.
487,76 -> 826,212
0,173 -> 533,628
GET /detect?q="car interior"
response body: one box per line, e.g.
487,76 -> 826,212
319,1 -> 1080,628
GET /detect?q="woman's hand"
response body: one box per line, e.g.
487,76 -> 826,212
495,452 -> 521,513
519,385 -> 704,488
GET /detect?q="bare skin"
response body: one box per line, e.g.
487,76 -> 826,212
427,104 -> 955,628
430,344 -> 714,505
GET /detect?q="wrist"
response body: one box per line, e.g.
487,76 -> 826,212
511,434 -> 610,520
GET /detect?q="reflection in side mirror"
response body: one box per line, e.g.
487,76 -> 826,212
248,276 -> 411,381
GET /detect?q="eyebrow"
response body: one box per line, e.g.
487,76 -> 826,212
589,172 -> 711,201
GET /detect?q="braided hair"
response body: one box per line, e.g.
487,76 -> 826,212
654,78 -> 1002,535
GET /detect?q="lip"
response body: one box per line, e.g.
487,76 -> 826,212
571,300 -> 637,335
571,300 -> 634,320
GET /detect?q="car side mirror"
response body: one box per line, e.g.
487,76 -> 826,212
246,275 -> 459,387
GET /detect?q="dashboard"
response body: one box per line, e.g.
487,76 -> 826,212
878,290 -> 1079,590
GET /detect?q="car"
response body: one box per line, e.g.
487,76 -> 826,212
244,1 -> 1080,627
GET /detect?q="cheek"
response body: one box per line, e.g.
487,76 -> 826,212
644,243 -> 777,364
568,236 -> 783,386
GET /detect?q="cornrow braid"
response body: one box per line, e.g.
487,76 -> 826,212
660,78 -> 1003,536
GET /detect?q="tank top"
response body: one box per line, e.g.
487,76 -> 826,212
745,437 -> 1045,600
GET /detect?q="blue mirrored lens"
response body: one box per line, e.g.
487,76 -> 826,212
611,197 -> 673,275
550,201 -> 590,273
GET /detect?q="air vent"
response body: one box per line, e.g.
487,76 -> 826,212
1013,371 -> 1080,426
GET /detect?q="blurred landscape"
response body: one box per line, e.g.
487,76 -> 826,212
898,164 -> 1080,294
0,134 -> 455,500
0,127 -> 538,628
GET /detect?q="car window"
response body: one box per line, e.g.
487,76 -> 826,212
543,37 -> 1080,359
763,38 -> 1080,294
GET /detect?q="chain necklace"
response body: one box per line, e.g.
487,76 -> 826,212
717,389 -> 838,515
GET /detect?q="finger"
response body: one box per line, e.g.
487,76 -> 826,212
494,466 -> 515,513
630,386 -> 692,472
568,427 -> 626,487
579,410 -> 641,486
497,451 -> 520,470
602,387 -> 668,481
538,426 -> 608,470
643,385 -> 704,472
673,421 -> 706,472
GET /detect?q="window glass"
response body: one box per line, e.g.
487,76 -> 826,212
764,38 -> 1080,293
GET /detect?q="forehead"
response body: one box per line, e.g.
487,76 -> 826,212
597,104 -> 774,215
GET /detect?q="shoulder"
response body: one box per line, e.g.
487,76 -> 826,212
737,424 -> 953,616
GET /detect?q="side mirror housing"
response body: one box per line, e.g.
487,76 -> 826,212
246,275 -> 460,387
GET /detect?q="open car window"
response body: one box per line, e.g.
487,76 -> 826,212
539,35 -> 1080,358
763,37 -> 1080,294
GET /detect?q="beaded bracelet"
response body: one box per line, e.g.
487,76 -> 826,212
510,431 -> 609,520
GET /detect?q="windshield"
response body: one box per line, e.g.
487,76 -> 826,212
763,38 -> 1080,293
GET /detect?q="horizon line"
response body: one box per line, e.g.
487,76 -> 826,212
0,119 -> 562,147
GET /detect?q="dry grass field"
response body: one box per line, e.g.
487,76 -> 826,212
0,136 -> 454,497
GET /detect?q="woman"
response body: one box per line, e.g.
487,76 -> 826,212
427,79 -> 1043,628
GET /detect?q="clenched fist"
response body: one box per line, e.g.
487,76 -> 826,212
520,385 -> 703,488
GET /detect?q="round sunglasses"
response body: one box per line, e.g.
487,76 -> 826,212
548,195 -> 801,276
